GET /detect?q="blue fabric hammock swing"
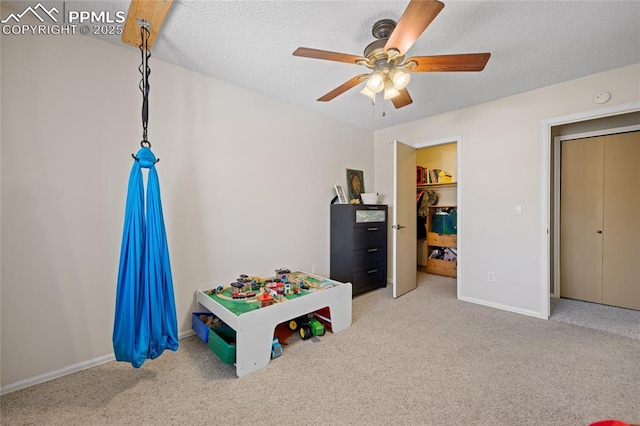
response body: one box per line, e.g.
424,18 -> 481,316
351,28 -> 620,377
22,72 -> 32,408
113,24 -> 178,368
113,147 -> 178,368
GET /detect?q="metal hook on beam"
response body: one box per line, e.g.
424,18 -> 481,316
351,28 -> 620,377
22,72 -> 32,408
137,18 -> 152,29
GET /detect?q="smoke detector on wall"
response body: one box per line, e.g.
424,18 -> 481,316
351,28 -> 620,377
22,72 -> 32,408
593,92 -> 611,104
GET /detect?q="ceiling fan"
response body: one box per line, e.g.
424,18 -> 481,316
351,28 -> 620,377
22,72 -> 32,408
293,0 -> 491,109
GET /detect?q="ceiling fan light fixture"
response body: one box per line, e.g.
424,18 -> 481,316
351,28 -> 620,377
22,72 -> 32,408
383,77 -> 400,100
389,68 -> 411,90
292,0 -> 490,110
366,70 -> 385,93
360,86 -> 376,102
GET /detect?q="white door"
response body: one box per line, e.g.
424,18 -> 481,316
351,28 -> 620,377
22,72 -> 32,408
393,140 -> 417,298
559,131 -> 640,310
560,137 -> 604,303
602,131 -> 640,310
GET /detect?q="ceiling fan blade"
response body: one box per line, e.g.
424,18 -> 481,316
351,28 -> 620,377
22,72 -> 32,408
318,74 -> 369,102
385,0 -> 444,57
121,0 -> 174,49
392,88 -> 413,109
293,47 -> 366,65
405,53 -> 491,72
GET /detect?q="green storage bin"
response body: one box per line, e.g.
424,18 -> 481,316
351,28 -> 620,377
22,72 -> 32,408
207,326 -> 236,364
433,209 -> 457,234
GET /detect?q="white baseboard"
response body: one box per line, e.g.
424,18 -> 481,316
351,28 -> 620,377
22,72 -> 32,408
1,329 -> 196,395
179,329 -> 195,339
458,296 -> 546,320
1,353 -> 115,395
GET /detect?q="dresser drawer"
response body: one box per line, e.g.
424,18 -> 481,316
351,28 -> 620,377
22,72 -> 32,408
353,227 -> 385,249
352,266 -> 386,288
352,247 -> 386,271
354,208 -> 386,225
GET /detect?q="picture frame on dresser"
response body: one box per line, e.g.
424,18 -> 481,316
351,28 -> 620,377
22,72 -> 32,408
334,185 -> 348,204
346,169 -> 364,203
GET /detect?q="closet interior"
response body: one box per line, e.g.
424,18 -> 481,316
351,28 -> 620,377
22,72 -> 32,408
416,142 -> 457,277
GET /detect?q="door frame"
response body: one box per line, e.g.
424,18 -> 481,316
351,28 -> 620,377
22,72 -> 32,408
414,136 -> 462,299
539,101 -> 640,318
552,125 -> 640,298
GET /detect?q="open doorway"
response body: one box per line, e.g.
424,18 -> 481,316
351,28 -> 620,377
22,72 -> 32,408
550,115 -> 640,301
549,122 -> 640,337
414,139 -> 460,294
540,103 -> 640,319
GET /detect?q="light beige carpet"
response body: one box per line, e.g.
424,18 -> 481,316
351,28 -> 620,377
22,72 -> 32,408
551,297 -> 640,341
2,273 -> 639,425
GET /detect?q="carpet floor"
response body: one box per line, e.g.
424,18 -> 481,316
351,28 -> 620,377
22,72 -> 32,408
551,297 -> 640,341
1,273 -> 638,426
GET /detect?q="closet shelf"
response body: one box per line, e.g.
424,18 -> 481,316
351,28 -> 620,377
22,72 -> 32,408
417,182 -> 457,189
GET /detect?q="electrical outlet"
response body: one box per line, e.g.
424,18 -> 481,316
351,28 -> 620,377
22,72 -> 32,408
311,264 -> 317,274
514,204 -> 522,216
488,271 -> 495,282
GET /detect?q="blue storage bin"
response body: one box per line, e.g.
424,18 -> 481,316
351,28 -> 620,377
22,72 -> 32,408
192,312 -> 215,343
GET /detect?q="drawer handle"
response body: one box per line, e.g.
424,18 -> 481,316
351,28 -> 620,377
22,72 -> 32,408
367,248 -> 379,253
367,269 -> 378,274
367,227 -> 379,231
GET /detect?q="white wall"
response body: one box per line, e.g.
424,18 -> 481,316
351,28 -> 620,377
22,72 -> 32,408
416,143 -> 457,182
0,27 -> 373,388
375,63 -> 640,317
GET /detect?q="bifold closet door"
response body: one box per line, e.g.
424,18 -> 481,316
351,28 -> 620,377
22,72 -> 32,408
602,132 -> 640,310
560,137 -> 604,303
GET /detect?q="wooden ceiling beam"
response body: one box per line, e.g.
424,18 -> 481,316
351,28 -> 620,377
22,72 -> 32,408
121,0 -> 173,50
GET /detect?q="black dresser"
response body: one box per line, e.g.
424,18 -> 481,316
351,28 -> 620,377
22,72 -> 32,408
330,204 -> 388,296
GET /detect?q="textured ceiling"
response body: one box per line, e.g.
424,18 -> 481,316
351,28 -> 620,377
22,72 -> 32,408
4,1 -> 640,131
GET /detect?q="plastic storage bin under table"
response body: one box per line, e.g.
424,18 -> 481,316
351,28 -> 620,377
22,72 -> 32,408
195,271 -> 352,377
192,313 -> 236,364
208,326 -> 236,364
191,312 -> 215,343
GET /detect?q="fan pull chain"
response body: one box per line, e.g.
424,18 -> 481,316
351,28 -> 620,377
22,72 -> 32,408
370,92 -> 376,117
